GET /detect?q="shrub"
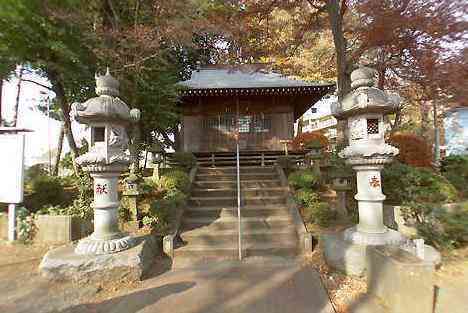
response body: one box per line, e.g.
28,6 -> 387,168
142,200 -> 171,234
382,162 -> 458,204
400,202 -> 468,250
295,190 -> 320,207
389,133 -> 432,167
302,201 -> 335,227
16,207 -> 36,243
158,169 -> 190,193
288,169 -> 319,190
291,131 -> 329,151
26,175 -> 71,210
441,155 -> 468,197
171,152 -> 196,171
24,164 -> 48,181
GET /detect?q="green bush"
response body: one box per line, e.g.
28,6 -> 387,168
16,207 -> 36,243
401,202 -> 468,250
441,156 -> 468,198
303,202 -> 335,227
142,200 -> 171,234
295,189 -> 320,207
171,152 -> 196,171
158,169 -> 190,193
140,177 -> 158,194
27,175 -> 71,210
382,162 -> 458,204
25,164 -> 48,181
288,169 -> 319,190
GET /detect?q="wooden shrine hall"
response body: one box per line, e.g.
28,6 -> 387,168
176,64 -> 335,166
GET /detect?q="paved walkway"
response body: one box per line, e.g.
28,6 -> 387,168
59,259 -> 334,313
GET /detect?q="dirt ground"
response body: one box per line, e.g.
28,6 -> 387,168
0,240 -> 359,313
0,240 -> 466,313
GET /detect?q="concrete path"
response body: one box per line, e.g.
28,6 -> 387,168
434,262 -> 468,313
60,259 -> 335,313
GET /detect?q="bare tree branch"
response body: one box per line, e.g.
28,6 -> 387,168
22,79 -> 54,91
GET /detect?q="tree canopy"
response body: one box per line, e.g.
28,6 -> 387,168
0,0 -> 466,164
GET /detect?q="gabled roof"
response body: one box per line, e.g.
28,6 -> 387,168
178,64 -> 335,96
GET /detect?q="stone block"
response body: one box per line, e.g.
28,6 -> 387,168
321,233 -> 368,276
392,205 -> 418,237
39,235 -> 159,284
367,246 -> 435,313
35,215 -> 92,244
383,205 -> 397,229
0,214 -> 7,240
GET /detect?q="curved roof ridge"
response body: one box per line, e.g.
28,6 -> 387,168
179,65 -> 334,90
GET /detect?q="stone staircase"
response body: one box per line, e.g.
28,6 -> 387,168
173,166 -> 299,266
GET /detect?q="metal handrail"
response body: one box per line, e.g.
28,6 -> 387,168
236,140 -> 242,260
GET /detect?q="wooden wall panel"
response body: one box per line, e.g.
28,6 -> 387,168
181,95 -> 295,152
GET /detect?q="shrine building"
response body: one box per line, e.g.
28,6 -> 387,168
177,64 -> 334,165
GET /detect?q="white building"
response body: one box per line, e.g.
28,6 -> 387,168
298,95 -> 338,141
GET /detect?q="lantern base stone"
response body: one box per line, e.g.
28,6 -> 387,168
343,226 -> 406,246
39,235 -> 158,284
75,234 -> 135,255
322,228 -> 407,277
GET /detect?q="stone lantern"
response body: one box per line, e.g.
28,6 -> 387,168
149,143 -> 164,180
332,66 -> 405,246
330,171 -> 352,219
71,68 -> 141,255
305,140 -> 323,176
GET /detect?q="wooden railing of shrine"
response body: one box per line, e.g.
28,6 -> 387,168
165,151 -> 306,168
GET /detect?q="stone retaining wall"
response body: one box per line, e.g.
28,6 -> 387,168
35,215 -> 92,244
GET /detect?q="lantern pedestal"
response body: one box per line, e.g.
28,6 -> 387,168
343,162 -> 405,246
75,166 -> 135,255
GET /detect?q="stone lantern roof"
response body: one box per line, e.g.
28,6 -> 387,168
332,67 -> 400,119
71,69 -> 136,125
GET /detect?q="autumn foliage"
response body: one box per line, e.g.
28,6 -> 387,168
292,131 -> 329,151
389,133 -> 433,167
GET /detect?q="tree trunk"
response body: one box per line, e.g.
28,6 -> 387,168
12,67 -> 24,127
326,0 -> 351,147
53,123 -> 65,176
326,0 -> 351,101
390,107 -> 402,134
46,69 -> 80,175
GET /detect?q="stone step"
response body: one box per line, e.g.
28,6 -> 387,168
180,227 -> 298,245
188,196 -> 286,207
193,179 -> 282,189
173,241 -> 298,259
181,216 -> 294,231
195,173 -> 278,181
197,166 -> 276,175
191,187 -> 288,198
184,205 -> 290,218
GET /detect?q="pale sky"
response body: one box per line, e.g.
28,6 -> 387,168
1,72 -> 85,166
1,70 -> 334,167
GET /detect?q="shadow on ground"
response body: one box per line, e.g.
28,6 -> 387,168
59,282 -> 196,313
